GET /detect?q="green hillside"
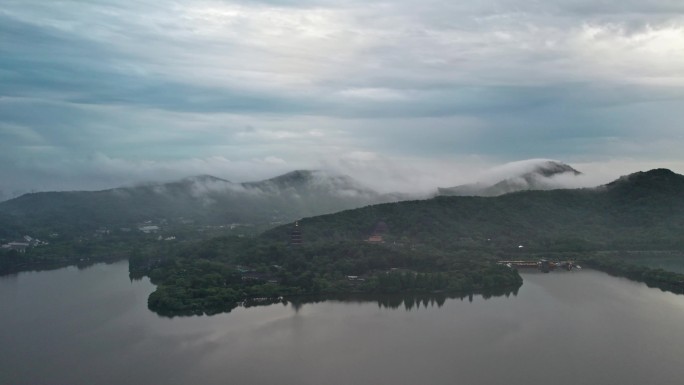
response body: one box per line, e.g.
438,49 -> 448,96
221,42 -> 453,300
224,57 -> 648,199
265,168 -> 684,252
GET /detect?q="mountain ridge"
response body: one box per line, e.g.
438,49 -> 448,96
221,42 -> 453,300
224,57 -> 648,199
265,168 -> 684,252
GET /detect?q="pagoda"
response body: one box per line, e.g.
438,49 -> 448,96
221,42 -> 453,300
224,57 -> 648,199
290,221 -> 303,246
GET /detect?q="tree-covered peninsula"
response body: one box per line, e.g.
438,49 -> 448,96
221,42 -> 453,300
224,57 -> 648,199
134,237 -> 522,316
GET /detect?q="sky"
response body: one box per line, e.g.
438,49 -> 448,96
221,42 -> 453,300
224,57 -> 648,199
2,0 -> 684,197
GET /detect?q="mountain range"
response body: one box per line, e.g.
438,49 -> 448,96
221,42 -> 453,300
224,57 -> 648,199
3,161 -> 682,250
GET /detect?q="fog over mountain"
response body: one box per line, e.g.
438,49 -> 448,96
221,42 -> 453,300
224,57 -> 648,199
0,169 -> 406,234
0,157 -> 628,240
438,159 -> 585,196
0,158 -> 618,207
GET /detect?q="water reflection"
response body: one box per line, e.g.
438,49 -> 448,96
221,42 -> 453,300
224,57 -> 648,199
0,257 -> 125,277
245,286 -> 520,314
152,285 -> 522,317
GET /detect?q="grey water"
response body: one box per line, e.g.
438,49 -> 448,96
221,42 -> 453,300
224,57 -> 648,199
2,261 -> 684,385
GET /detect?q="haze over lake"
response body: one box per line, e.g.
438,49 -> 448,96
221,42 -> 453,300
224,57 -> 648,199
2,261 -> 684,385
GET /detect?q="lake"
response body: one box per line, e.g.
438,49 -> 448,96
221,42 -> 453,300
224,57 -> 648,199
2,261 -> 684,385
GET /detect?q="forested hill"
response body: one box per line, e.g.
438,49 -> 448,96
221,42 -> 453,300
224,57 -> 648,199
264,169 -> 684,252
0,170 -> 403,235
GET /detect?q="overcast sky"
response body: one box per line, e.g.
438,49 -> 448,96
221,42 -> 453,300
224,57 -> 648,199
2,0 -> 684,196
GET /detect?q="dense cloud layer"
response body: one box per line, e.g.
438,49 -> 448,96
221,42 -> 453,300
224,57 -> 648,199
1,0 -> 684,195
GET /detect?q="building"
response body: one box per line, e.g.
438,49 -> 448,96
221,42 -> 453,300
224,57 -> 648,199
366,235 -> 384,243
139,225 -> 160,233
1,242 -> 30,253
290,221 -> 303,246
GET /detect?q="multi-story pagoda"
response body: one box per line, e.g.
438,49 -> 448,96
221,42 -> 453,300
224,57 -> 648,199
290,221 -> 303,246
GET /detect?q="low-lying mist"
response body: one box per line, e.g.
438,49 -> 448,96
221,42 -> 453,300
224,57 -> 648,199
3,152 -> 684,200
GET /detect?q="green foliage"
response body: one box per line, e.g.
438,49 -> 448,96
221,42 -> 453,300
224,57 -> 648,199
138,236 -> 523,316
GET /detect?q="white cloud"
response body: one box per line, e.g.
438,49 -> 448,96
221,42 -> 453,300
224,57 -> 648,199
569,23 -> 684,85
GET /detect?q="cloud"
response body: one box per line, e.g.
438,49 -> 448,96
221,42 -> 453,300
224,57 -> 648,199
1,0 -> 684,193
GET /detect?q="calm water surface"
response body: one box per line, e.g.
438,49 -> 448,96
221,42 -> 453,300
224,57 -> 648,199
2,261 -> 684,385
